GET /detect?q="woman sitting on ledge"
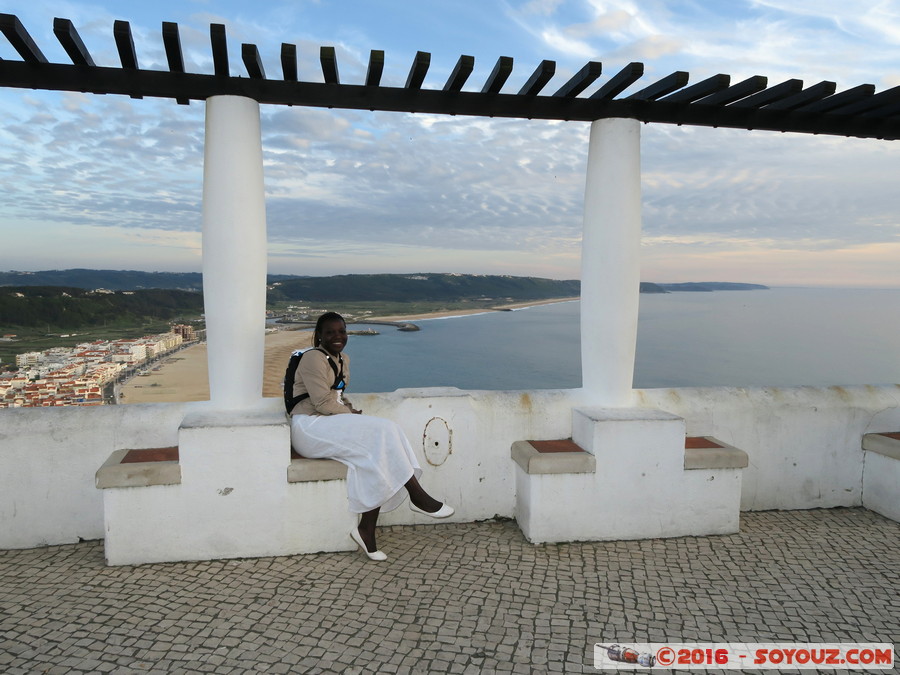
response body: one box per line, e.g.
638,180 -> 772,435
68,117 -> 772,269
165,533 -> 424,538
289,311 -> 454,561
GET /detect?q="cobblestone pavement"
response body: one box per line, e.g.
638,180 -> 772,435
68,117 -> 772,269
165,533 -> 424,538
1,508 -> 897,674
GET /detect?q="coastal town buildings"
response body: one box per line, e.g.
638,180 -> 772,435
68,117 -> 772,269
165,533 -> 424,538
0,330 -> 192,408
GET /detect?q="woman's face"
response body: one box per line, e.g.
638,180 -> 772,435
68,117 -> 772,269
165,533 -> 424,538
318,318 -> 348,355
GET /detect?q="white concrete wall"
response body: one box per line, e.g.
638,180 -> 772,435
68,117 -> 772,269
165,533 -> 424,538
636,385 -> 900,511
0,402 -> 189,548
1,384 -> 898,551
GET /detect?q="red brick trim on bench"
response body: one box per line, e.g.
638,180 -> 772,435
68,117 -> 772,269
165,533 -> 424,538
528,439 -> 585,453
685,437 -> 723,449
121,447 -> 179,463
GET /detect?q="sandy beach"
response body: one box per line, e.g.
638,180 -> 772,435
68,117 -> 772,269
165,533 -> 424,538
119,329 -> 312,404
118,298 -> 576,404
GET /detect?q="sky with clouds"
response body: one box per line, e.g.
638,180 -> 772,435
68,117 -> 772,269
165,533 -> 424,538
1,0 -> 898,286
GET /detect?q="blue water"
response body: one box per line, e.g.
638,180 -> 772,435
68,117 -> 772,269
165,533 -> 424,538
343,288 -> 900,393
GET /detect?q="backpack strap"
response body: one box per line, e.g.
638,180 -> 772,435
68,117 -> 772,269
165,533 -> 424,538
285,348 -> 342,412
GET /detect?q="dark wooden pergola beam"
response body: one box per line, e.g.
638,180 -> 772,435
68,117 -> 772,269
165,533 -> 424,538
162,22 -> 184,73
0,14 -> 47,64
113,20 -> 141,99
518,60 -> 555,96
863,100 -> 900,118
281,43 -> 297,82
210,24 -> 229,77
1,14 -> 898,141
554,61 -> 601,98
243,44 -> 265,80
832,84 -> 900,116
162,21 -> 188,104
443,54 -> 474,92
730,78 -> 803,108
2,59 -> 897,139
53,18 -> 94,67
365,50 -> 384,87
320,46 -> 338,84
113,20 -> 138,69
660,74 -> 729,103
482,56 -> 513,94
406,51 -> 430,89
695,75 -> 767,106
765,80 -> 836,111
798,84 -> 874,113
628,71 -> 689,101
590,62 -> 643,100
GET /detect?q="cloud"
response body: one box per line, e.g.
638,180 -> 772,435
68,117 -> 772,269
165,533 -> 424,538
1,0 -> 899,286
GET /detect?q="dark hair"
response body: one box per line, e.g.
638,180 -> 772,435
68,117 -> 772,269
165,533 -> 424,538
313,312 -> 345,347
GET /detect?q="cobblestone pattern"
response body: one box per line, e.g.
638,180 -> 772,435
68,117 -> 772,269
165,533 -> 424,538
1,508 -> 897,674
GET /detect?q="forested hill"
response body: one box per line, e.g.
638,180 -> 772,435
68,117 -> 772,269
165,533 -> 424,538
0,287 -> 204,330
268,274 -> 580,302
0,269 -> 299,291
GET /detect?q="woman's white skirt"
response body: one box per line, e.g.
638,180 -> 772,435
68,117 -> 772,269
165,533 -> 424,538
290,414 -> 422,513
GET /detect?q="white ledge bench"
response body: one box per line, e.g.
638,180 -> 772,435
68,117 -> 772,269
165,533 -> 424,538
684,436 -> 748,470
511,409 -> 750,545
861,432 -> 900,522
96,442 -> 354,564
288,452 -> 347,482
96,447 -> 181,488
97,447 -> 349,487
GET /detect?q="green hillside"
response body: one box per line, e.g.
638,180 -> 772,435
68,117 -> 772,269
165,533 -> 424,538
269,273 -> 580,302
0,286 -> 204,330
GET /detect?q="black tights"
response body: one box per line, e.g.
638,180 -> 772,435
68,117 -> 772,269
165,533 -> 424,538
355,475 -> 442,552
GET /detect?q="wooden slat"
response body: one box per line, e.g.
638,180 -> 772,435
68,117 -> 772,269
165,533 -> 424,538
0,13 -> 48,63
627,71 -> 689,101
729,78 -> 803,108
861,100 -> 900,118
210,23 -> 229,77
365,50 -> 384,86
660,73 -> 729,103
443,54 -> 474,92
53,18 -> 94,66
590,62 -> 643,100
281,43 -> 297,82
765,80 -> 836,111
481,55 -> 513,94
320,46 -> 338,84
694,75 -> 767,105
113,20 -> 141,99
162,22 -> 188,104
798,84 -> 874,113
161,22 -> 184,72
113,20 -> 138,69
831,84 -> 900,115
553,61 -> 601,97
242,43 -> 265,79
406,51 -> 430,89
518,60 -> 555,96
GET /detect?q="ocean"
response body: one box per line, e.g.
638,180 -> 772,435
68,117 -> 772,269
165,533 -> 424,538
343,287 -> 900,393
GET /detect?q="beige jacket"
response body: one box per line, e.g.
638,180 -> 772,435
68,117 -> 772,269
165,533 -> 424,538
289,348 -> 352,416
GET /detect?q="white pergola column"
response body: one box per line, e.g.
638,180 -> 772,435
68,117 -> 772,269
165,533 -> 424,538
580,117 -> 642,406
201,95 -> 268,410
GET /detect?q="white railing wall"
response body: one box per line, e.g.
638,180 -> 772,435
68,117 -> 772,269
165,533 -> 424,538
1,384 -> 898,551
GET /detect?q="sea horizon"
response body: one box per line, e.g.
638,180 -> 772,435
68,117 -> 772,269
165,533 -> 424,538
344,286 -> 900,393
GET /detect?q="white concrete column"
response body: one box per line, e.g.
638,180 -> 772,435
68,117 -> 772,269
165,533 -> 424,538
580,117 -> 642,406
201,96 -> 268,410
